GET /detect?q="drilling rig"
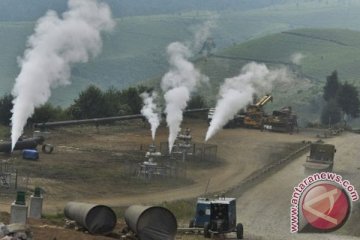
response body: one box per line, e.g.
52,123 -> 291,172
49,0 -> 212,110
243,95 -> 273,129
208,94 -> 273,129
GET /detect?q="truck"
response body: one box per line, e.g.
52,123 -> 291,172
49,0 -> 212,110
262,106 -> 298,133
303,143 -> 336,172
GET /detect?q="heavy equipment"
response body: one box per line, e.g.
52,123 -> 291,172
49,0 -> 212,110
208,94 -> 273,129
189,197 -> 243,239
243,95 -> 273,129
303,143 -> 336,172
263,106 -> 298,133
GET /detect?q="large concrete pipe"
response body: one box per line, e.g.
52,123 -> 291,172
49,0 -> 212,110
64,202 -> 117,235
124,205 -> 177,240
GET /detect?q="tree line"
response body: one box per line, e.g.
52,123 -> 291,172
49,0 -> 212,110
321,70 -> 360,126
0,85 -> 206,126
1,70 -> 357,128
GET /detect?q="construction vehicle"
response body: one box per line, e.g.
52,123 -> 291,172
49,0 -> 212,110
303,143 -> 336,172
189,197 -> 244,239
243,95 -> 273,129
263,106 -> 298,133
208,95 -> 272,129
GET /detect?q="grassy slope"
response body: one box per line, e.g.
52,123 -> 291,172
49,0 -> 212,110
2,1 -> 360,107
193,28 -> 360,123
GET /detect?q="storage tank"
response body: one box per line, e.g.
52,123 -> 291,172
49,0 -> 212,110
124,205 -> 177,240
22,149 -> 39,160
64,202 -> 117,235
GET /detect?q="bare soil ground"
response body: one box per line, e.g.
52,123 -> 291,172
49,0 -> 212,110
0,119 -> 327,239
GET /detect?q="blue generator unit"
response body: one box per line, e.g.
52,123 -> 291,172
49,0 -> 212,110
189,198 -> 211,228
22,149 -> 39,160
204,197 -> 243,239
190,197 -> 244,239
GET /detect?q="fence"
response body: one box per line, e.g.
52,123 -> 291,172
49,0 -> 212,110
0,160 -> 17,191
160,142 -> 217,162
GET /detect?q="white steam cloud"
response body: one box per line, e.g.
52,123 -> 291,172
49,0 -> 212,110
141,91 -> 160,141
161,42 -> 208,153
291,52 -> 305,65
10,0 -> 115,150
192,16 -> 218,51
205,62 -> 293,141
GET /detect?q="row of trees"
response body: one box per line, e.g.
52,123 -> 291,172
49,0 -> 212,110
321,70 -> 360,125
0,85 -> 207,126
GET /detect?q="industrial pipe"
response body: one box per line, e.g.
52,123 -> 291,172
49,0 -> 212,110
124,205 -> 177,240
34,114 -> 144,129
33,108 -> 210,129
64,202 -> 117,235
0,136 -> 44,153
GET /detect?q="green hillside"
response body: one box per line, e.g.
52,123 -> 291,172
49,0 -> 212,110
190,28 -> 360,123
220,28 -> 360,83
3,1 -> 360,107
0,11 -> 286,106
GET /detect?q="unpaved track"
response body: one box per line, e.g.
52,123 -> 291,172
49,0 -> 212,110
92,129 -> 310,208
236,132 -> 360,239
35,121 -> 315,212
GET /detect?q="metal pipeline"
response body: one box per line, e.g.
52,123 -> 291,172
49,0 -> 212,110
33,108 -> 209,129
64,202 -> 117,235
124,205 -> 177,240
34,114 -> 144,129
0,136 -> 44,153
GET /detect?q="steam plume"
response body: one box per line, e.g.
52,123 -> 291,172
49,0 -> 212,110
10,0 -> 115,150
205,62 -> 293,141
161,42 -> 208,152
141,91 -> 160,140
192,16 -> 218,51
291,52 -> 305,65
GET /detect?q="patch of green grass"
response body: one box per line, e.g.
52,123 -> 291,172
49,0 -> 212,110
42,212 -> 65,226
160,199 -> 197,223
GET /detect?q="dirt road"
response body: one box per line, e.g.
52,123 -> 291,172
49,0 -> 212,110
16,120 -> 314,213
77,125 -> 316,209
236,132 -> 360,239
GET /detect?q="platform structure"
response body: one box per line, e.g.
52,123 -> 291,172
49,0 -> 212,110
172,128 -> 193,162
159,128 -> 218,162
137,144 -> 166,180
